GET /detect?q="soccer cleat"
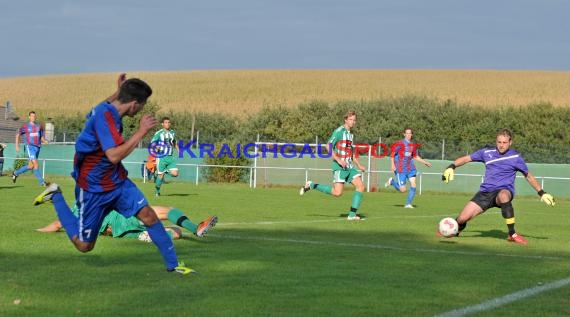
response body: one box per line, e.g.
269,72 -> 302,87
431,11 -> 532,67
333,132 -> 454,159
168,262 -> 197,275
347,215 -> 364,221
404,204 -> 414,209
12,172 -> 17,183
196,215 -> 218,237
384,177 -> 393,188
299,181 -> 313,196
137,231 -> 152,243
507,233 -> 528,245
33,183 -> 61,206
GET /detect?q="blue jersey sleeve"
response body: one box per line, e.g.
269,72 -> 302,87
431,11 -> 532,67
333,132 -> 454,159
94,109 -> 124,152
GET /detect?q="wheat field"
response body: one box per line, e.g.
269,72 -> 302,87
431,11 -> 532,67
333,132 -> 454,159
1,69 -> 569,118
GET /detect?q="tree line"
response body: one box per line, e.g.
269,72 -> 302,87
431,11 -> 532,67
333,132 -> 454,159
52,95 -> 570,164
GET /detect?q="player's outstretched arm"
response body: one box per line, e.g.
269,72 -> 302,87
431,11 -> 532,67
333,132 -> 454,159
442,155 -> 471,183
525,172 -> 556,206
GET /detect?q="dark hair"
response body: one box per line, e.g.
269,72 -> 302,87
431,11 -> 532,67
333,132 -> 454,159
161,117 -> 171,123
117,78 -> 152,104
29,111 -> 36,116
404,127 -> 413,133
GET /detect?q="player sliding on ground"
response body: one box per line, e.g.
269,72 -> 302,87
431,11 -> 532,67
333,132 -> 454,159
441,128 -> 555,244
37,205 -> 217,242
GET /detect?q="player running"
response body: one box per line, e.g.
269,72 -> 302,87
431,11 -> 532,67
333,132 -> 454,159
384,127 -> 432,208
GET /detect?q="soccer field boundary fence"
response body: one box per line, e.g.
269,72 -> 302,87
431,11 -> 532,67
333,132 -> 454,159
5,154 -> 570,198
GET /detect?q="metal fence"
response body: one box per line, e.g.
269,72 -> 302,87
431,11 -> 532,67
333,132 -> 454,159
6,156 -> 569,199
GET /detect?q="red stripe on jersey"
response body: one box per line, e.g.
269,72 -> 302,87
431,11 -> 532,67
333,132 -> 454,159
104,111 -> 124,145
77,150 -> 104,190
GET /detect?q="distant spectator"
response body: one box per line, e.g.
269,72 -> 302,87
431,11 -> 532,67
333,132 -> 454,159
0,143 -> 6,176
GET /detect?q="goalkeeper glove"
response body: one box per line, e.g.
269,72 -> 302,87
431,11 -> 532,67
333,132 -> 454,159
441,164 -> 456,183
538,190 -> 555,206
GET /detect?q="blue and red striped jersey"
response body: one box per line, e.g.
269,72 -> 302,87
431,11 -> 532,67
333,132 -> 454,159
391,139 -> 418,173
19,122 -> 44,147
72,102 -> 128,192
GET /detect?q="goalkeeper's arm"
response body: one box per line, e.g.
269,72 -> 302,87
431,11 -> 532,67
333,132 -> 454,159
525,172 -> 556,206
442,155 -> 472,183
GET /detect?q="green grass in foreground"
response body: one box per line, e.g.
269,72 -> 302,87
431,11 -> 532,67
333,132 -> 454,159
1,176 -> 569,317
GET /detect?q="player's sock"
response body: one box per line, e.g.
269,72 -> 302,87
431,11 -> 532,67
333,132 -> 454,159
457,219 -> 467,233
15,165 -> 29,176
351,191 -> 363,209
500,202 -> 516,235
391,178 -> 400,191
33,168 -> 45,185
155,176 -> 163,193
146,221 -> 179,270
406,187 -> 416,205
52,193 -> 79,241
314,183 -> 332,195
167,208 -> 198,234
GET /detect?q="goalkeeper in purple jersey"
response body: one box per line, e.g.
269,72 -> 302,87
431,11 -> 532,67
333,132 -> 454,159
441,128 -> 556,244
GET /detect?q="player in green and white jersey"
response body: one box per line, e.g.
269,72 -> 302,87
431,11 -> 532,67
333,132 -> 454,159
151,117 -> 179,196
299,110 -> 367,220
37,205 -> 218,241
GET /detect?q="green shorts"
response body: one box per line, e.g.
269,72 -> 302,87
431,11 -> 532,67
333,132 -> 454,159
332,168 -> 362,184
156,155 -> 178,174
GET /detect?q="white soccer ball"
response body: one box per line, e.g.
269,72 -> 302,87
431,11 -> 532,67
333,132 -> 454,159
438,217 -> 458,238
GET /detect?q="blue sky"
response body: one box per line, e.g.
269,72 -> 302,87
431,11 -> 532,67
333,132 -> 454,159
1,0 -> 569,77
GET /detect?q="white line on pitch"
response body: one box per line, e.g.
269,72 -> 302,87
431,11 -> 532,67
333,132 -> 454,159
433,276 -> 570,317
211,234 -> 565,261
218,214 -> 451,226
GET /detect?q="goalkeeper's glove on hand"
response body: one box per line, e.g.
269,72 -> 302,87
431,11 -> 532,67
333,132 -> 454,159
442,164 -> 455,183
538,190 -> 555,206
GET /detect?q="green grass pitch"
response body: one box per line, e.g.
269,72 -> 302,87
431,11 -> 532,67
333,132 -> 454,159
1,176 -> 569,317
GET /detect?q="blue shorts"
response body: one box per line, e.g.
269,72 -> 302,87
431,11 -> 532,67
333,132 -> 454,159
394,170 -> 417,187
25,145 -> 41,160
74,178 -> 148,242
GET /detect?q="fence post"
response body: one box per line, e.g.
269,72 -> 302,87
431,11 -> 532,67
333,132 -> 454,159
366,146 -> 371,192
253,134 -> 259,188
195,165 -> 199,186
41,158 -> 46,181
441,139 -> 445,160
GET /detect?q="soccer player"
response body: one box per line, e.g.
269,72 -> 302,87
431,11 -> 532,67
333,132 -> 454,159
13,111 -> 49,186
37,205 -> 218,242
384,127 -> 432,208
299,110 -> 367,220
441,128 -> 556,244
151,117 -> 179,196
34,73 -> 195,274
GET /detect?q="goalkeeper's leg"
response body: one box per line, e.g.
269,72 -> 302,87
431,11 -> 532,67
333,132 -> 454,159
455,201 -> 484,236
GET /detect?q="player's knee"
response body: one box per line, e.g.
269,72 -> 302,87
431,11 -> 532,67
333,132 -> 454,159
170,170 -> 179,177
398,186 -> 407,193
496,190 -> 511,204
75,243 -> 94,253
500,201 -> 514,219
137,207 -> 160,226
331,190 -> 343,197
